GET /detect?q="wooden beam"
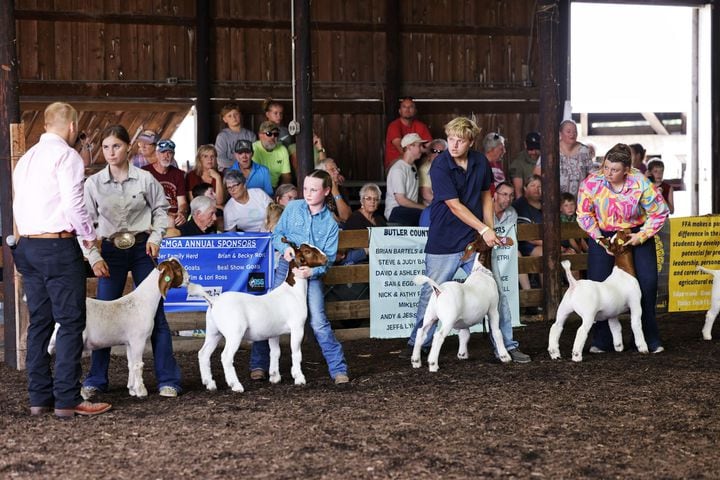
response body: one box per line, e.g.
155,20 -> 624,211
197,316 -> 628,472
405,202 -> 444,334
20,81 -> 539,109
15,9 -> 532,36
294,0 -> 314,185
1,0 -> 21,368
537,0 -> 564,320
195,0 -> 212,145
384,0 -> 401,129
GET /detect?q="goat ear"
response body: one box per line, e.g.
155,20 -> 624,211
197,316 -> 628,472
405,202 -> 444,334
158,265 -> 173,299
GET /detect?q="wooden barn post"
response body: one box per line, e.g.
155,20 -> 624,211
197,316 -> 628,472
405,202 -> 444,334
0,0 -> 22,367
536,0 -> 563,319
384,0 -> 401,177
195,0 -> 212,145
293,0 -> 313,183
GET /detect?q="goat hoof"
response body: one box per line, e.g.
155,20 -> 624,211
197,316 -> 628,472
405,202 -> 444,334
637,344 -> 649,354
134,387 -> 148,398
294,376 -> 306,386
428,363 -> 439,373
457,353 -> 468,360
269,373 -> 281,384
410,358 -> 421,368
499,354 -> 512,363
613,344 -> 624,352
548,350 -> 561,360
231,384 -> 244,393
571,352 -> 583,362
205,381 -> 217,392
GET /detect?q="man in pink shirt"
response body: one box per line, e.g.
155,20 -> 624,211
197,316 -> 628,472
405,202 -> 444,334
384,96 -> 432,171
12,102 -> 112,418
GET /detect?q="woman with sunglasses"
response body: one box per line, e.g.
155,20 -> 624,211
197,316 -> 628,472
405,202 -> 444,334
80,124 -> 182,399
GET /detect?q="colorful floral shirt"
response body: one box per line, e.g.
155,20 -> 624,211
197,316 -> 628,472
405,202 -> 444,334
576,168 -> 669,243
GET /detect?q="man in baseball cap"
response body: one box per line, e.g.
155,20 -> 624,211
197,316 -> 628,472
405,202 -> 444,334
400,133 -> 429,149
252,121 -> 291,187
509,131 -> 542,198
384,133 -> 427,226
228,139 -> 273,196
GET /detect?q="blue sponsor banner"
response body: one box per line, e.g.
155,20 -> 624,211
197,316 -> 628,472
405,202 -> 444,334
158,232 -> 274,312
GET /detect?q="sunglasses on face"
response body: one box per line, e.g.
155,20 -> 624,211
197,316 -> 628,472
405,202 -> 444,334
263,131 -> 280,137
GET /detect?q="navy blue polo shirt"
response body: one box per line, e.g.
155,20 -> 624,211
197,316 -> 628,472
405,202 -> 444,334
426,150 -> 493,254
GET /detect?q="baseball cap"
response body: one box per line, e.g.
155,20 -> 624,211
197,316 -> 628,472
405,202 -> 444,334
234,139 -> 253,153
137,130 -> 158,144
401,133 -> 429,148
526,132 -> 541,150
157,139 -> 175,152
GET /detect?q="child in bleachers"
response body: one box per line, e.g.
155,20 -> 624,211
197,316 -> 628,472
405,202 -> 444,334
560,192 -> 588,254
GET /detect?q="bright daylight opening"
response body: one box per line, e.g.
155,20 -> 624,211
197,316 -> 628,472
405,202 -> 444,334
570,3 -> 697,216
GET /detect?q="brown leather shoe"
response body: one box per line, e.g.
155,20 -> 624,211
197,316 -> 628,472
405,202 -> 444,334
55,401 -> 112,418
30,406 -> 51,416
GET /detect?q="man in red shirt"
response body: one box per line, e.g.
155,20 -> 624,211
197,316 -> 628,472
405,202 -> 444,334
384,96 -> 432,171
143,139 -> 188,227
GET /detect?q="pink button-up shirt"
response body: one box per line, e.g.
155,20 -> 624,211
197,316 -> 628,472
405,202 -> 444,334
13,132 -> 96,242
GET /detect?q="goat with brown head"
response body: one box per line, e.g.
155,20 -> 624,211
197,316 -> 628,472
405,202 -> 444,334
460,232 -> 514,268
157,258 -> 189,299
281,237 -> 328,286
603,229 -> 635,277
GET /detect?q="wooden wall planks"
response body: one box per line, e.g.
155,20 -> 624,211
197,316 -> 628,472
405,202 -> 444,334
15,0 -> 541,181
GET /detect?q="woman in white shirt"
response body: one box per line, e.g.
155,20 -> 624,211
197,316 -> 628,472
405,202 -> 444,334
223,170 -> 272,232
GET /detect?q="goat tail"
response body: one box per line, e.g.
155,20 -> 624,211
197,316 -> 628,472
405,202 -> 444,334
187,282 -> 214,307
413,275 -> 443,295
561,260 -> 577,288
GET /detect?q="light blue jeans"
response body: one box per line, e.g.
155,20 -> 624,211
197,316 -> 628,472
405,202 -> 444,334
251,259 -> 348,379
408,251 -> 518,357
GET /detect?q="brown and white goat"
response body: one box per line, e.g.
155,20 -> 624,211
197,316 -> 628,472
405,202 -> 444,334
696,266 -> 720,340
192,239 -> 327,392
548,230 -> 648,362
411,234 -> 513,372
48,258 -> 188,398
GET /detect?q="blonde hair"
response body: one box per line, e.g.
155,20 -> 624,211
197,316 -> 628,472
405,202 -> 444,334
444,117 -> 482,142
44,102 -> 77,129
194,144 -> 218,175
265,202 -> 284,232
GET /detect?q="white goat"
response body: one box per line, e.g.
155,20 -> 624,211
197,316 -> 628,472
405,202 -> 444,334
696,266 -> 720,340
193,240 -> 328,392
48,258 -> 188,398
411,235 -> 512,372
548,231 -> 648,362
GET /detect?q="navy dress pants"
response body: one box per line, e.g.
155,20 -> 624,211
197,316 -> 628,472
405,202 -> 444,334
13,237 -> 86,409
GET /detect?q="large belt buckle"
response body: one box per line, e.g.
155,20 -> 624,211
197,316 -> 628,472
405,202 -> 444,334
111,232 -> 136,250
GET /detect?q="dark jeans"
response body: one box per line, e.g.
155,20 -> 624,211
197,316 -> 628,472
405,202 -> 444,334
587,232 -> 662,351
13,237 -> 86,409
388,206 -> 423,226
82,240 -> 182,392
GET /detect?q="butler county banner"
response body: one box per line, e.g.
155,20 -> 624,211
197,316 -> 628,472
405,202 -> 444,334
369,227 -> 520,339
159,232 -> 274,312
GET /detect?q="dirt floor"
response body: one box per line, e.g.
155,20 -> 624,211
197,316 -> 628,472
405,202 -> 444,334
0,313 -> 718,479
